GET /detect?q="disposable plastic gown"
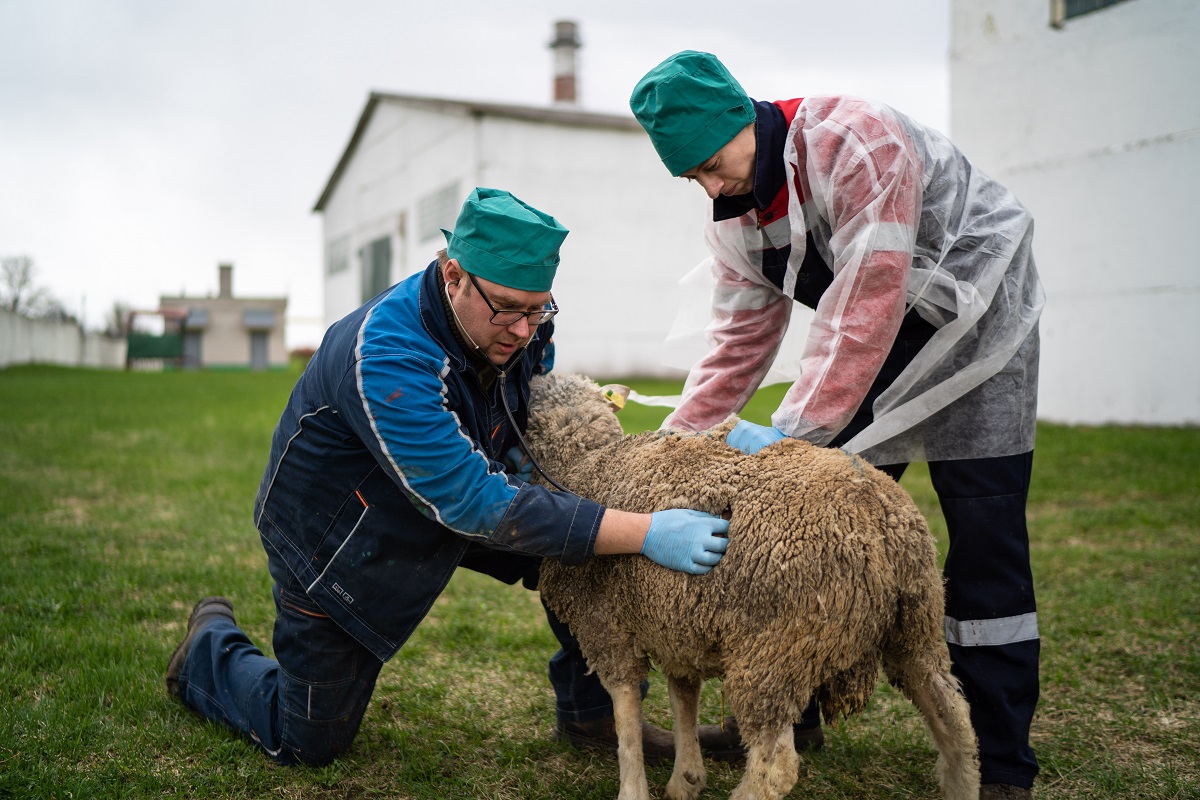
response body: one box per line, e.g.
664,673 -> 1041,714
664,96 -> 1045,465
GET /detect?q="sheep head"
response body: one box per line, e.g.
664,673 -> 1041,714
524,373 -> 625,485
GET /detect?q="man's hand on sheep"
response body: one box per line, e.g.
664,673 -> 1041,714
727,420 -> 788,454
640,509 -> 730,575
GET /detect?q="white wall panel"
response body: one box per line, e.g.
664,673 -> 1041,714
951,0 -> 1200,424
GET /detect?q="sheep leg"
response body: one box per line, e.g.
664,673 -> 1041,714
882,583 -> 981,800
728,724 -> 797,800
665,675 -> 706,800
608,680 -> 652,800
899,667 -> 981,800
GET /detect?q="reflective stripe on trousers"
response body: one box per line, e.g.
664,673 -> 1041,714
945,612 -> 1039,647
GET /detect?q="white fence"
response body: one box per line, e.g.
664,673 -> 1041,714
0,308 -> 126,369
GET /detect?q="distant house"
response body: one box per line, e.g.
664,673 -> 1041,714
158,263 -> 288,370
311,89 -> 710,378
950,0 -> 1199,426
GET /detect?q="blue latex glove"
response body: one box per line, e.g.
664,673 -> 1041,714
641,509 -> 730,575
503,445 -> 533,482
727,420 -> 788,455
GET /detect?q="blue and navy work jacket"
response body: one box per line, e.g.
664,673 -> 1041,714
253,262 -> 604,661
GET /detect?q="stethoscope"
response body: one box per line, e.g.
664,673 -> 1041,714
445,279 -> 568,492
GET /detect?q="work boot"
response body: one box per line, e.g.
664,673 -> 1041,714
980,784 -> 1033,800
554,715 -> 676,766
697,716 -> 825,763
165,596 -> 235,700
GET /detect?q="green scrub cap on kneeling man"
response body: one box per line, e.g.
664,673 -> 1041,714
440,187 -> 568,292
630,50 -> 756,177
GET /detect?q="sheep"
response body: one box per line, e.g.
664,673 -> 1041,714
524,372 -> 980,800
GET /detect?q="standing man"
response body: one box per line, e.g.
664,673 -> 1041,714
630,52 -> 1044,800
166,187 -> 729,767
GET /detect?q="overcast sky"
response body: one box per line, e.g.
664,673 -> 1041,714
0,0 -> 949,348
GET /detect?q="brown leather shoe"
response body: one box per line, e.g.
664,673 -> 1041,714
554,716 -> 675,766
980,784 -> 1033,800
697,716 -> 824,763
165,596 -> 235,700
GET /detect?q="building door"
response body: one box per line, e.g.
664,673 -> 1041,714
249,331 -> 268,371
360,236 -> 392,303
183,332 -> 203,369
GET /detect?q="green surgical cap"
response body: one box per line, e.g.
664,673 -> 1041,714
630,51 -> 755,177
440,187 -> 568,292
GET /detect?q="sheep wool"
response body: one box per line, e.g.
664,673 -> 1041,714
527,373 -> 980,800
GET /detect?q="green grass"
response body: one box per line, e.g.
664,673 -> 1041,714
0,365 -> 1196,799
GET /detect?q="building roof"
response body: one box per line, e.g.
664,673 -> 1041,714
312,91 -> 644,212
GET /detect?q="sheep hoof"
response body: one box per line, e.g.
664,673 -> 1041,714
666,770 -> 706,800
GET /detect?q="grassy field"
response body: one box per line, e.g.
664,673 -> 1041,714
0,365 -> 1196,799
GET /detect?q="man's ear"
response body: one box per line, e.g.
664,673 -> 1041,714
600,384 -> 630,413
443,259 -> 464,289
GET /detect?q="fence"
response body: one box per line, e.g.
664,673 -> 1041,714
0,308 -> 126,369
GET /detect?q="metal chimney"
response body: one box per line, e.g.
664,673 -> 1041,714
218,263 -> 233,299
549,20 -> 581,106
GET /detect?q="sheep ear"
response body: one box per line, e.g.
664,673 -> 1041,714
599,384 -> 630,413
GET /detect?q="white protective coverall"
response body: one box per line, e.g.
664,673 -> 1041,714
664,96 -> 1045,466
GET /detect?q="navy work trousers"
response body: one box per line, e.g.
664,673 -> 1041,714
176,543 -> 608,766
873,451 -> 1039,788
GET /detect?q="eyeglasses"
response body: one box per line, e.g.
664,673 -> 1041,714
466,272 -> 558,327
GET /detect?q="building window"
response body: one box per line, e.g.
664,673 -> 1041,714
326,235 -> 350,276
360,236 -> 393,302
243,309 -> 277,329
184,307 -> 209,330
416,183 -> 460,242
1052,0 -> 1130,26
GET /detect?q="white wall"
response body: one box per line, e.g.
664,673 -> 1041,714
474,115 -> 709,377
950,0 -> 1200,425
319,99 -> 712,378
0,308 -> 126,369
321,101 -> 484,329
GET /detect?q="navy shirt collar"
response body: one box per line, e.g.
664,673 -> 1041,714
712,99 -> 788,222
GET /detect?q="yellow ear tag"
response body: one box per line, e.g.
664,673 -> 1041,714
604,388 -> 627,410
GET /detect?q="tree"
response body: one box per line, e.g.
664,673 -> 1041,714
0,254 -> 86,324
1,255 -> 49,315
105,300 -> 133,337
36,296 -> 78,325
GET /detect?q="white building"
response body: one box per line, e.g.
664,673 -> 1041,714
950,0 -> 1200,425
312,89 -> 709,378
